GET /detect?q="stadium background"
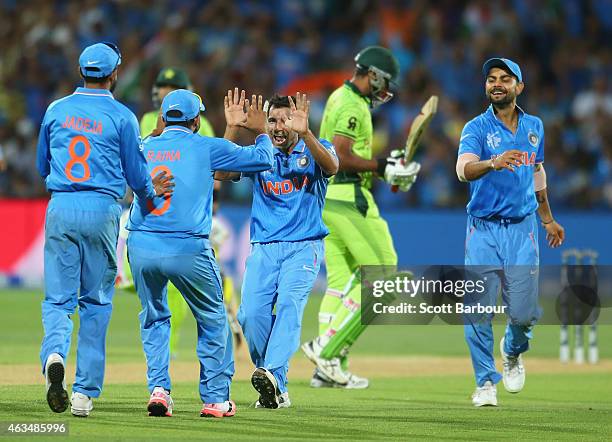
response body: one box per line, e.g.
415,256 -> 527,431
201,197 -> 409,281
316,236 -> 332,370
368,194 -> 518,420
0,2 -> 611,439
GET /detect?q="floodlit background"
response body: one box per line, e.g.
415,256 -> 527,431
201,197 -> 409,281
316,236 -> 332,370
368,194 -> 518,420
0,2 -> 611,439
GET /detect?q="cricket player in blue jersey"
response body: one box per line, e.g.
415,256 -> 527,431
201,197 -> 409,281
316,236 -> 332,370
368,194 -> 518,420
37,42 -> 173,417
220,90 -> 338,409
456,58 -> 565,407
127,88 -> 274,418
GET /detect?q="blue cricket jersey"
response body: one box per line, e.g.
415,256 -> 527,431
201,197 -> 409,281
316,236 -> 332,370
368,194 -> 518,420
36,87 -> 155,200
245,138 -> 336,243
458,105 -> 544,219
128,127 -> 274,237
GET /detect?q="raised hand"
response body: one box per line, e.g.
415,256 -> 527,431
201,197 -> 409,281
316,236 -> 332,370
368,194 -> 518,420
243,94 -> 266,135
148,112 -> 165,137
284,92 -> 310,137
224,87 -> 247,128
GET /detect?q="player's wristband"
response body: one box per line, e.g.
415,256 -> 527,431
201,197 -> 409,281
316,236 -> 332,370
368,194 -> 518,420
489,158 -> 495,170
376,158 -> 388,176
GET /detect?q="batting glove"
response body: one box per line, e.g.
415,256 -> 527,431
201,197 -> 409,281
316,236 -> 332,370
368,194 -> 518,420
377,151 -> 420,190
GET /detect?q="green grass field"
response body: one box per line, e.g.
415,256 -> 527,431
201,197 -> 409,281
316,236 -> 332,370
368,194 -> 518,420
1,289 -> 611,440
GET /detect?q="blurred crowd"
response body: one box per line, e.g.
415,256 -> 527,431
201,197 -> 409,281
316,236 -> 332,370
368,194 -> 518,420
1,0 -> 611,210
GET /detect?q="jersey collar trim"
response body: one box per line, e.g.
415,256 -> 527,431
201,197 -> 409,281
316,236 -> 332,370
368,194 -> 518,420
291,139 -> 306,154
344,80 -> 369,102
485,104 -> 525,124
74,87 -> 114,98
162,126 -> 193,135
275,139 -> 306,156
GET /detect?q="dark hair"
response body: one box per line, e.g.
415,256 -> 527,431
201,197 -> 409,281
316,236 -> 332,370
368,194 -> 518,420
81,73 -> 112,84
267,94 -> 296,114
165,118 -> 196,128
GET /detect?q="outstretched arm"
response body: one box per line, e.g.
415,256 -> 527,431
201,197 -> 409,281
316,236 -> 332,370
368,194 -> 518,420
458,150 -> 525,182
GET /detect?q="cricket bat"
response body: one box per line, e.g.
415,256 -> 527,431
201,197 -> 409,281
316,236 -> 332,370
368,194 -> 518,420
391,95 -> 438,192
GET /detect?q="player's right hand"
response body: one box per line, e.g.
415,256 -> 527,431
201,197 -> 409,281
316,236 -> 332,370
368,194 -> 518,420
224,87 -> 247,128
242,94 -> 266,135
492,149 -> 523,172
152,170 -> 175,197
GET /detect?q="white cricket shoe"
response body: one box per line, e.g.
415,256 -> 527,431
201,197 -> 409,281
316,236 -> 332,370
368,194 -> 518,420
310,368 -> 369,389
251,368 -> 279,409
301,340 -> 349,385
345,372 -> 369,389
45,353 -> 69,413
147,387 -> 173,417
471,381 -> 498,407
71,392 -> 93,417
255,392 -> 291,409
500,337 -> 525,393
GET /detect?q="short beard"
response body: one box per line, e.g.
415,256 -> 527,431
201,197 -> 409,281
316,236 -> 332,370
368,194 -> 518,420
488,92 -> 515,109
109,78 -> 117,93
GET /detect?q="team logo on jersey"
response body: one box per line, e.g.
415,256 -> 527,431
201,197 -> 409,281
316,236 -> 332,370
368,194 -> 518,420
528,130 -> 539,147
347,116 -> 357,131
297,155 -> 310,168
486,131 -> 501,150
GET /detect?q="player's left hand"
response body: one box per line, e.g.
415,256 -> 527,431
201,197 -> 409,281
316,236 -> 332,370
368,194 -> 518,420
283,92 -> 310,137
149,112 -> 165,137
543,220 -> 565,248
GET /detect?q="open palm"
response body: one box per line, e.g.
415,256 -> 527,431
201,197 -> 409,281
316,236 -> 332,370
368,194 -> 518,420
224,87 -> 246,127
284,92 -> 310,137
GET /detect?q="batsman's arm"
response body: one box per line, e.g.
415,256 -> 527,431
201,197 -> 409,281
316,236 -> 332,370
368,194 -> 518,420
304,130 -> 338,176
332,135 -> 379,173
534,163 -> 565,247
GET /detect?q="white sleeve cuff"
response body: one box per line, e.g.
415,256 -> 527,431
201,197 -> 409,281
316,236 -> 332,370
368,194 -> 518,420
456,153 -> 480,182
534,164 -> 547,191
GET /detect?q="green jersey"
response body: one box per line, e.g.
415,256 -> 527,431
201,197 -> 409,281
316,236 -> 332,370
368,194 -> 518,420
139,110 -> 215,138
319,81 -> 373,201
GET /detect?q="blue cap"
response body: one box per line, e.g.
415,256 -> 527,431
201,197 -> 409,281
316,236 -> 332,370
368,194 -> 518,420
161,89 -> 206,122
482,57 -> 522,83
79,42 -> 122,78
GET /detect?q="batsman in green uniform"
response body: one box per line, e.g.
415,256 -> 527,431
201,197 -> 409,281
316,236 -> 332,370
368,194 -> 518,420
301,47 -> 420,388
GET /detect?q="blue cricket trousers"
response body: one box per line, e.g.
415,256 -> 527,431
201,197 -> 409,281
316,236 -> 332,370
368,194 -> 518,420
464,213 -> 541,387
127,231 -> 234,404
239,240 -> 323,393
40,192 -> 122,398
